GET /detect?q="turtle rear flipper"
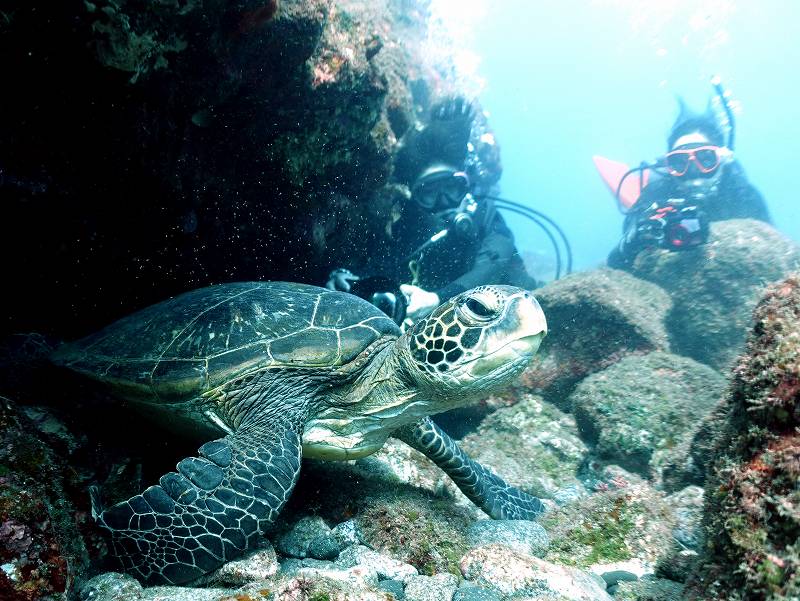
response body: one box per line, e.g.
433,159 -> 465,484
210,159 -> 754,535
96,412 -> 303,585
395,417 -> 546,520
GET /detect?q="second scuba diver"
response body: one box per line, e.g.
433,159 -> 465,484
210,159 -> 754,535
607,80 -> 771,270
326,97 -> 537,322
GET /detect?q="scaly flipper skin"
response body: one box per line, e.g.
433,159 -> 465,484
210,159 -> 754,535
395,417 -> 546,520
94,410 -> 304,585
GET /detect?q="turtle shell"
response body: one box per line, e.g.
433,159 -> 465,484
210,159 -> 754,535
52,282 -> 400,403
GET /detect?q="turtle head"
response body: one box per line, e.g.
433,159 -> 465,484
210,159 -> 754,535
400,285 -> 547,403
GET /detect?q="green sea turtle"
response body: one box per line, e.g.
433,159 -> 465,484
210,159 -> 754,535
52,281 -> 547,585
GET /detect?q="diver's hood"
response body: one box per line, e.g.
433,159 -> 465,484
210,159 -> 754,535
414,162 -> 463,186
668,98 -> 726,150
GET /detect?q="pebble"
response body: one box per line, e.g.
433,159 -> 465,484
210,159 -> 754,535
466,519 -> 549,557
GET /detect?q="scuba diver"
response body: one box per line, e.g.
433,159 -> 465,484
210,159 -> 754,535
326,97 -> 538,323
604,78 -> 771,270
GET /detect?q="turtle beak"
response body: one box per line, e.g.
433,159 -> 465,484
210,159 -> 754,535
467,291 -> 547,378
510,291 -> 547,355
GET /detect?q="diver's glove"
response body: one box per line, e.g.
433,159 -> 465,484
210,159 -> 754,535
400,284 -> 440,320
431,96 -> 476,125
426,96 -> 476,166
326,268 -> 360,292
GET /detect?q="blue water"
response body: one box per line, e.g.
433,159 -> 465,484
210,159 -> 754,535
471,0 -> 800,272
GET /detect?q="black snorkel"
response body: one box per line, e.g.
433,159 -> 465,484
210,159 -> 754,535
711,75 -> 736,151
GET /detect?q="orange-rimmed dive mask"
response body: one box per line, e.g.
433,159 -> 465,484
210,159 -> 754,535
665,144 -> 725,178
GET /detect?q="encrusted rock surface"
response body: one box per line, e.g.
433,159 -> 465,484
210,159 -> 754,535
275,515 -> 334,559
519,268 -> 672,409
687,273 -> 800,600
465,520 -> 549,559
660,397 -> 730,492
570,351 -> 727,477
614,577 -> 686,601
404,572 -> 459,601
208,543 -> 279,586
1,0 -> 453,339
0,398 -> 92,601
631,219 -> 800,371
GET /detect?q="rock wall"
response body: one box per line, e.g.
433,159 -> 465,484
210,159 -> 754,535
688,273 -> 800,600
0,0 -> 455,340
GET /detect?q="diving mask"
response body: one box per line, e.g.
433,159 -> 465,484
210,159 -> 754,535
411,170 -> 471,211
665,144 -> 730,179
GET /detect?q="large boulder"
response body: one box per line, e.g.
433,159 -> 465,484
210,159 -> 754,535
570,352 -> 727,478
520,268 -> 672,409
688,273 -> 800,600
630,219 -> 800,371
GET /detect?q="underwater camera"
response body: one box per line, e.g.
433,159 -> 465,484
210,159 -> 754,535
349,276 -> 408,325
638,200 -> 710,250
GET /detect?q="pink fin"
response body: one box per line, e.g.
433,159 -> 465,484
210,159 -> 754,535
592,155 -> 649,209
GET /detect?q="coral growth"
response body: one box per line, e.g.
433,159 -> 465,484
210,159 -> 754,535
688,273 -> 800,600
0,399 -> 89,600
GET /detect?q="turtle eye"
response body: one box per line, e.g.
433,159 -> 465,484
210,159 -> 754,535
461,297 -> 494,322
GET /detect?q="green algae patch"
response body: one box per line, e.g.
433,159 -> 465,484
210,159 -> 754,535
358,497 -> 470,577
543,485 -> 675,569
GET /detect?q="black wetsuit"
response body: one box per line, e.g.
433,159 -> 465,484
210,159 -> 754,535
364,197 -> 536,301
608,161 -> 771,269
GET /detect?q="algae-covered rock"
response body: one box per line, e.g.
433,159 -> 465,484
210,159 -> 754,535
688,273 -> 800,601
570,352 -> 727,477
520,268 -> 672,409
631,219 -> 800,371
459,393 -> 589,501
276,448 -> 475,578
275,515 -> 334,559
542,482 -> 676,570
460,544 -> 612,600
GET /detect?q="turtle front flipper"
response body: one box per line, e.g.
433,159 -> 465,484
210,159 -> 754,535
395,417 -> 546,520
95,412 -> 304,585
